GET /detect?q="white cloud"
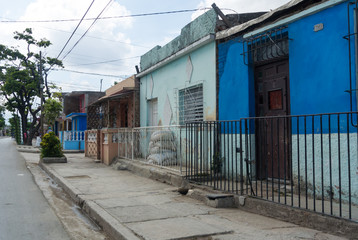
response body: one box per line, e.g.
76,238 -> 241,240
0,0 -> 139,93
191,0 -> 292,20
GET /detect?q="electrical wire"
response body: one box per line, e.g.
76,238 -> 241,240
0,8 -> 211,23
52,68 -> 130,78
60,0 -> 112,61
65,55 -> 140,67
56,0 -> 95,59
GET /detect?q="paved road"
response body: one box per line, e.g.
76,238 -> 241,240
0,137 -> 70,240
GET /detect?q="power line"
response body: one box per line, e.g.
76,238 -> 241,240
52,68 -> 130,78
0,8 -> 210,23
49,81 -> 101,91
66,56 -> 140,67
43,26 -> 150,48
56,0 -> 95,59
0,17 -> 151,49
61,0 -> 112,61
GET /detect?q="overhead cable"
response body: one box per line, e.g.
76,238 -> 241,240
66,56 -> 140,67
56,0 -> 95,59
52,68 -> 129,78
60,0 -> 112,61
0,8 -> 210,23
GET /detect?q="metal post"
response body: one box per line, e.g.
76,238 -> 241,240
39,51 -> 44,137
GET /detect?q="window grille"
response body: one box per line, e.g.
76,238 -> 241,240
179,84 -> 203,124
243,25 -> 289,65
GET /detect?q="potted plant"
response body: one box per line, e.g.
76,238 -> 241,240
40,131 -> 67,163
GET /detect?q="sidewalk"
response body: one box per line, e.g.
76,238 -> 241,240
20,151 -> 349,240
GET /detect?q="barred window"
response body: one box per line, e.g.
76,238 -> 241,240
179,84 -> 203,125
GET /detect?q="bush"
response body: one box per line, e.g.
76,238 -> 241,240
40,132 -> 64,158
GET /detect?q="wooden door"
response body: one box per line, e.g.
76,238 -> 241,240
255,60 -> 290,180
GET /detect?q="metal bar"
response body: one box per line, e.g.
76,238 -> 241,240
312,116 -> 316,212
255,120 -> 258,196
304,116 -> 308,209
277,118 -> 281,203
245,119 -> 249,195
295,116 -> 299,207
284,117 -> 287,205
265,118 -> 269,200
225,122 -> 228,191
271,118 -> 274,201
240,120 -> 244,195
346,113 -> 352,219
231,121 -> 234,193
260,119 -> 263,198
328,115 -> 333,215
235,121 -> 238,194
180,127 -> 182,174
338,114 -> 342,217
190,123 -> 193,180
320,115 -> 324,214
249,120 -> 253,195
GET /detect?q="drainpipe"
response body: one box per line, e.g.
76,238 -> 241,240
354,2 -> 358,114
346,1 -> 358,127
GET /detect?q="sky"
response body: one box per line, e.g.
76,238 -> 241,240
0,0 -> 291,121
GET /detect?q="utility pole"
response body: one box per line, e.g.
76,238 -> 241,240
100,79 -> 103,92
39,51 -> 44,137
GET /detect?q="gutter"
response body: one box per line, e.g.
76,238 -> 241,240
137,34 -> 215,78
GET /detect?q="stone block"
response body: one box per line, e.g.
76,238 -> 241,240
41,156 -> 67,163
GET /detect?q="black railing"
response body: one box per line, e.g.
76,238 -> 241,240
185,112 -> 358,222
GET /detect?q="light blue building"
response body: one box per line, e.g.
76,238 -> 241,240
137,9 -> 219,127
216,0 -> 358,208
137,9 -> 265,127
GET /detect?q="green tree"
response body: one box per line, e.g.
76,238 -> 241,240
0,106 -> 5,130
9,115 -> 21,144
0,28 -> 63,145
43,97 -> 62,128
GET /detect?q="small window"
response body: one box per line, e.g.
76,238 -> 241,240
269,89 -> 283,110
179,84 -> 203,124
148,99 -> 158,126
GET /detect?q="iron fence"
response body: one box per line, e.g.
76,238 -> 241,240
112,126 -> 186,173
185,112 -> 358,222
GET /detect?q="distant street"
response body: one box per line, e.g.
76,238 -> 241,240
0,137 -> 70,240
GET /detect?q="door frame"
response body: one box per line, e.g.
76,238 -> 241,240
253,58 -> 291,180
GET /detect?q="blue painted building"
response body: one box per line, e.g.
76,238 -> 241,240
58,91 -> 104,151
218,0 -> 356,120
216,0 -> 358,206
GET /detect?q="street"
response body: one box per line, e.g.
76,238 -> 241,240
0,137 -> 70,240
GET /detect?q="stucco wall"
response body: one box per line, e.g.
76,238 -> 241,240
289,1 -> 356,115
140,41 -> 217,126
140,9 -> 218,71
218,39 -> 252,120
218,1 -> 357,121
216,1 -> 358,206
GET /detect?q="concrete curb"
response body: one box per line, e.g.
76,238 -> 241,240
17,147 -> 40,153
39,162 -> 140,240
17,146 -> 83,154
234,196 -> 358,239
116,158 -> 186,187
